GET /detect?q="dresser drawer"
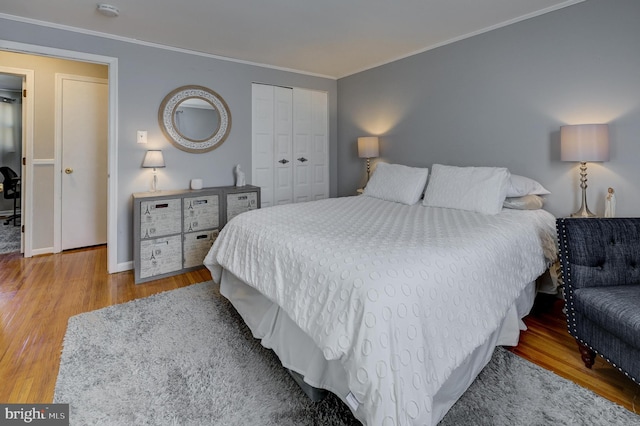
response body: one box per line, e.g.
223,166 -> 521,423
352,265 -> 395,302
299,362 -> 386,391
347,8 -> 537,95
225,191 -> 258,222
183,194 -> 220,232
139,234 -> 182,279
183,230 -> 219,269
140,198 -> 182,239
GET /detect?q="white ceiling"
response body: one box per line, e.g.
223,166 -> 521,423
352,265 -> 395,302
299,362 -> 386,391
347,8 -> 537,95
0,0 -> 583,78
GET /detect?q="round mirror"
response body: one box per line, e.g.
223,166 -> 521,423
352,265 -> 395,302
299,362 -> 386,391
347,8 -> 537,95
158,85 -> 231,153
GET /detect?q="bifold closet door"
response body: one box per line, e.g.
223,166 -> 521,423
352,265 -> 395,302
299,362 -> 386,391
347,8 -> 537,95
252,83 -> 328,208
252,84 -> 293,207
292,88 -> 328,202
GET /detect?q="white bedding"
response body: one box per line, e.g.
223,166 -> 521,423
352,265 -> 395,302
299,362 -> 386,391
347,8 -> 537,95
204,196 -> 556,426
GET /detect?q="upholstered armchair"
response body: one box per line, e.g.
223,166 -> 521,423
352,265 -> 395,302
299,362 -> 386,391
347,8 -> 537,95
556,218 -> 640,384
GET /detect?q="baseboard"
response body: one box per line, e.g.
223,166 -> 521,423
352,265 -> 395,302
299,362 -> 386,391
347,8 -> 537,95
116,261 -> 133,273
31,247 -> 54,256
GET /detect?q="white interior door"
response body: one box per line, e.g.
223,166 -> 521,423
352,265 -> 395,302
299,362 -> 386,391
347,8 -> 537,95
59,75 -> 108,250
252,83 -> 326,207
293,88 -> 312,203
252,83 -> 275,208
311,90 -> 329,200
273,86 -> 293,205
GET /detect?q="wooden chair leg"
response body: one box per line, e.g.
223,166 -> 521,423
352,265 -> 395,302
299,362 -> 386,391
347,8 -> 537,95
577,341 -> 596,369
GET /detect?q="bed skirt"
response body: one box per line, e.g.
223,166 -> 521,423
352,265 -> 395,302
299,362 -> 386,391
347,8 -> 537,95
218,268 -> 537,425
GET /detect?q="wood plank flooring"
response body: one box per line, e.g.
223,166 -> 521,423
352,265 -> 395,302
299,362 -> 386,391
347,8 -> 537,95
1,246 -> 638,416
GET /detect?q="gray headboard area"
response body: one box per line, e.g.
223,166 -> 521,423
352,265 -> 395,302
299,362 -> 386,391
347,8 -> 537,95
337,0 -> 640,219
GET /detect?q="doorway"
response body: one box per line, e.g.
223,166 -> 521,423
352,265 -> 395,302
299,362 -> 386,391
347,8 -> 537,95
0,72 -> 23,254
0,40 -> 119,272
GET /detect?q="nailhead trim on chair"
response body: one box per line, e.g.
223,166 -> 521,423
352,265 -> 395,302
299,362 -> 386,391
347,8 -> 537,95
556,218 -> 638,385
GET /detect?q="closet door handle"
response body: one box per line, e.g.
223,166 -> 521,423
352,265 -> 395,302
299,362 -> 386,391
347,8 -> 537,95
278,159 -> 289,164
297,157 -> 308,163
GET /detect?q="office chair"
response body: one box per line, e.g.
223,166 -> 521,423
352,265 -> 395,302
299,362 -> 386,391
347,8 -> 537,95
1,166 -> 20,226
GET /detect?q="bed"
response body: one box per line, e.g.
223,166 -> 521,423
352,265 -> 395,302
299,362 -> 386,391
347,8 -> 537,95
203,164 -> 557,426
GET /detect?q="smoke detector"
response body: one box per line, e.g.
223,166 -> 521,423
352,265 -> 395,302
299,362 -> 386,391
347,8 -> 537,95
97,3 -> 119,17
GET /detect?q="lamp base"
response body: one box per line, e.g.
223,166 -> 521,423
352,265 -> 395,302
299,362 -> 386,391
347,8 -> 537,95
571,162 -> 596,218
570,209 -> 597,218
150,170 -> 158,192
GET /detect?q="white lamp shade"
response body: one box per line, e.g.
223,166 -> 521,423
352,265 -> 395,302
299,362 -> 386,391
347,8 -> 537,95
357,136 -> 379,158
142,150 -> 166,168
560,124 -> 609,162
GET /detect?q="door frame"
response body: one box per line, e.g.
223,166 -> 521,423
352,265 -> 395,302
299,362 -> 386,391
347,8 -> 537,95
54,73 -> 109,253
0,65 -> 33,254
0,40 -> 120,273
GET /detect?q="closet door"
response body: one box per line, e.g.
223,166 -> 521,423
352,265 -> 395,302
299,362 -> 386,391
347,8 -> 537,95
293,89 -> 313,202
252,84 -> 327,207
293,88 -> 329,202
273,87 -> 293,205
310,90 -> 329,200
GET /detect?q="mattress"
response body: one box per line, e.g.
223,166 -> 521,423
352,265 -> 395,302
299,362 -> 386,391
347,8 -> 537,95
204,196 -> 557,426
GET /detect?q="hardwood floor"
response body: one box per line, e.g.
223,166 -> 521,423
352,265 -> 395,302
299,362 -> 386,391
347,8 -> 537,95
0,246 -> 211,403
1,246 -> 638,416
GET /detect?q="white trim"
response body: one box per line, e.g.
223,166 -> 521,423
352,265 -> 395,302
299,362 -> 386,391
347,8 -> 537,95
30,247 -> 54,256
0,65 -> 33,256
0,2 -> 583,80
32,159 -> 55,165
0,40 -> 119,274
0,13 -> 335,80
116,261 -> 134,273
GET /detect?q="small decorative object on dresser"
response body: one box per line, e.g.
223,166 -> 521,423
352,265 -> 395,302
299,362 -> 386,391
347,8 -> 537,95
132,185 -> 260,284
234,164 -> 246,187
190,178 -> 203,190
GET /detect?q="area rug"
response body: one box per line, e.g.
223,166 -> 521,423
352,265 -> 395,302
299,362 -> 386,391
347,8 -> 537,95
54,281 -> 640,425
0,221 -> 20,254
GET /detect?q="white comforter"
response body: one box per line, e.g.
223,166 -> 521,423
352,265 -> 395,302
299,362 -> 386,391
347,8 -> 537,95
204,196 -> 556,426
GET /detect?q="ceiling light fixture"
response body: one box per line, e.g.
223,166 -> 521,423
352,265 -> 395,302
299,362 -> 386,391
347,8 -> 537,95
97,3 -> 119,17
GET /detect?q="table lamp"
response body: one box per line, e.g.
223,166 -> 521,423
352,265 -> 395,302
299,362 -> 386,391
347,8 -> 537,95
142,150 -> 165,192
560,124 -> 609,217
357,136 -> 379,183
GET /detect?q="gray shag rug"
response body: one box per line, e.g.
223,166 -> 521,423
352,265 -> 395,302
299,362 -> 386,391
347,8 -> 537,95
0,221 -> 20,254
54,281 -> 640,426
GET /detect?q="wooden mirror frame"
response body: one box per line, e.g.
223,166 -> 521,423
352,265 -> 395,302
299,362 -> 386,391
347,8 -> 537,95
158,85 -> 231,153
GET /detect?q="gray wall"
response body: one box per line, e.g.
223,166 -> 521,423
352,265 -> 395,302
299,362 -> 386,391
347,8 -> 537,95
337,0 -> 640,218
0,18 -> 337,266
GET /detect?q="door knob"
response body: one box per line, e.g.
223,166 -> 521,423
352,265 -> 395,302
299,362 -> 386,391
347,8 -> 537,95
65,168 -> 73,174
278,159 -> 289,164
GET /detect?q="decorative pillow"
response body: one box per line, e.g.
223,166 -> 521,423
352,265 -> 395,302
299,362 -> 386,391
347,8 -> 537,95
363,162 -> 429,205
506,175 -> 550,197
503,194 -> 544,210
422,164 -> 510,215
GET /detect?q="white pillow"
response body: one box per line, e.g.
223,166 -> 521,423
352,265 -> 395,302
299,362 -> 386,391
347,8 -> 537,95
503,194 -> 544,210
507,175 -> 550,197
363,162 -> 429,205
423,164 -> 510,215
